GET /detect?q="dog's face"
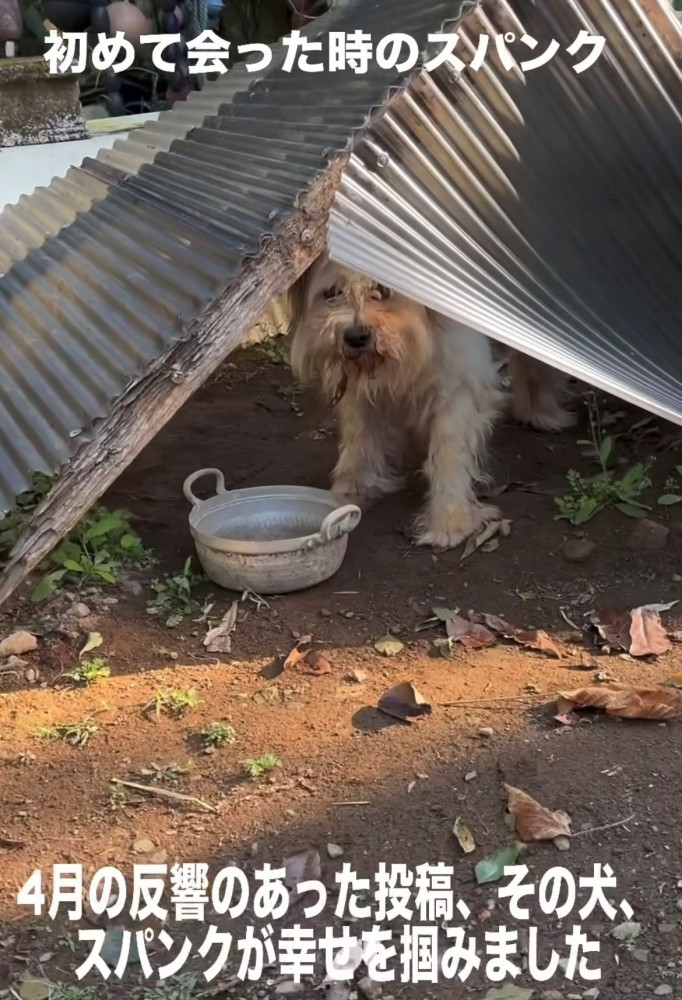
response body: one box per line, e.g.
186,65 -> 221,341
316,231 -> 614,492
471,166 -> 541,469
289,256 -> 434,401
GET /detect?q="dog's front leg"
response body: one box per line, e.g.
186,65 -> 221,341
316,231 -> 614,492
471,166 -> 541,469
331,395 -> 404,507
414,390 -> 500,549
508,351 -> 574,431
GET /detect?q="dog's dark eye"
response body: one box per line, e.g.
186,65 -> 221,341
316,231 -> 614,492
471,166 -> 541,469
323,284 -> 342,302
372,284 -> 391,301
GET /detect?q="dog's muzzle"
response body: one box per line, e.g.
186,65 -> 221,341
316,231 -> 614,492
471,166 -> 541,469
342,325 -> 374,357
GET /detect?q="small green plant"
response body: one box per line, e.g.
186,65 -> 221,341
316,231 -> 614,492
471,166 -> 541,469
146,688 -> 200,719
556,397 -> 652,525
143,973 -> 200,1000
555,464 -> 651,525
37,718 -> 99,747
242,752 -> 281,780
139,760 -> 194,783
200,721 -> 237,748
51,986 -> 101,1000
0,472 -> 56,563
255,336 -> 289,366
64,657 -> 111,685
146,556 -> 205,627
109,783 -> 127,811
31,506 -> 154,603
657,465 -> 682,507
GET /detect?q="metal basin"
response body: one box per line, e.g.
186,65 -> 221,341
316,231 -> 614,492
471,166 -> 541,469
183,468 -> 362,595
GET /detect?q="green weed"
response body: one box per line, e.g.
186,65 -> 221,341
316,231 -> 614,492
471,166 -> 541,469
200,721 -> 237,748
37,718 -> 100,747
64,658 -> 111,685
31,506 -> 153,603
242,752 -> 281,780
146,688 -> 200,719
146,556 -> 205,627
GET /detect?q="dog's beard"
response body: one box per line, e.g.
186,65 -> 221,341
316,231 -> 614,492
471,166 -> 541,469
343,350 -> 385,377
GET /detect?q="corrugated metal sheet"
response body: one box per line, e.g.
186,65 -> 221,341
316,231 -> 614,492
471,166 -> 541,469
0,0 -> 463,513
329,0 -> 682,425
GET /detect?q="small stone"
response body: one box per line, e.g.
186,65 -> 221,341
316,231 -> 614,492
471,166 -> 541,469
654,987 -> 672,997
478,727 -> 494,738
611,921 -> 641,942
347,669 -> 367,684
583,992 -> 600,1000
0,630 -> 37,658
659,923 -> 676,934
553,835 -> 571,852
149,850 -> 167,864
70,602 -> 91,618
38,952 -> 53,963
101,597 -> 119,606
464,771 -> 477,782
676,898 -> 682,912
274,982 -> 304,996
327,843 -> 344,859
674,574 -> 682,583
627,518 -> 669,552
632,948 -> 648,963
132,838 -> 155,854
320,608 -> 332,618
5,655 -> 28,670
344,611 -> 354,619
563,538 -> 597,563
24,668 -> 38,683
541,992 -> 564,1000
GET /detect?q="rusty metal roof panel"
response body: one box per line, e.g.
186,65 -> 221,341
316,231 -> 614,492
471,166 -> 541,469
0,0 -> 463,512
329,0 -> 682,424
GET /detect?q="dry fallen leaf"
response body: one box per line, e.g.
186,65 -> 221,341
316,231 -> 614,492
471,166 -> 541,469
558,683 -> 682,721
283,848 -> 321,894
628,605 -> 672,657
303,650 -> 332,676
469,611 -> 515,634
510,629 -> 562,658
283,637 -> 331,675
466,612 -> 561,657
283,635 -> 313,669
460,519 -> 512,561
374,636 -> 404,656
452,818 -> 476,854
446,614 -> 496,649
505,785 -> 571,842
203,602 -> 239,654
79,631 -> 103,658
590,605 -> 671,657
377,682 -> 432,723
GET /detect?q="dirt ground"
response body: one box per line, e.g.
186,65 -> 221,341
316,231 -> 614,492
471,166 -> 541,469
2,343 -> 682,1000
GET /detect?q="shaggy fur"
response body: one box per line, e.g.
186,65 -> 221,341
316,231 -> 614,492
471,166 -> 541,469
288,254 -> 572,549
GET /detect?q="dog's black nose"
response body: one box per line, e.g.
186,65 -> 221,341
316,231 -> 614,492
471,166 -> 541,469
343,326 -> 372,349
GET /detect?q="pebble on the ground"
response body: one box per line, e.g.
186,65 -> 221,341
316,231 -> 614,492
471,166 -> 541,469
0,630 -> 37,658
562,538 -> 597,563
627,518 -> 669,551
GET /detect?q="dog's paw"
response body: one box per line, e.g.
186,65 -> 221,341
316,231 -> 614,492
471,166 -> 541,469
331,474 -> 404,508
414,502 -> 500,550
512,399 -> 575,433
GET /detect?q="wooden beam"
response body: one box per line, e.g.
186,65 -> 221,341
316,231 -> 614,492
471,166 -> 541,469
0,155 -> 347,608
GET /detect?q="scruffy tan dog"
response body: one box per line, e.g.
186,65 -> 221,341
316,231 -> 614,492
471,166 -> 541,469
289,254 -> 572,549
